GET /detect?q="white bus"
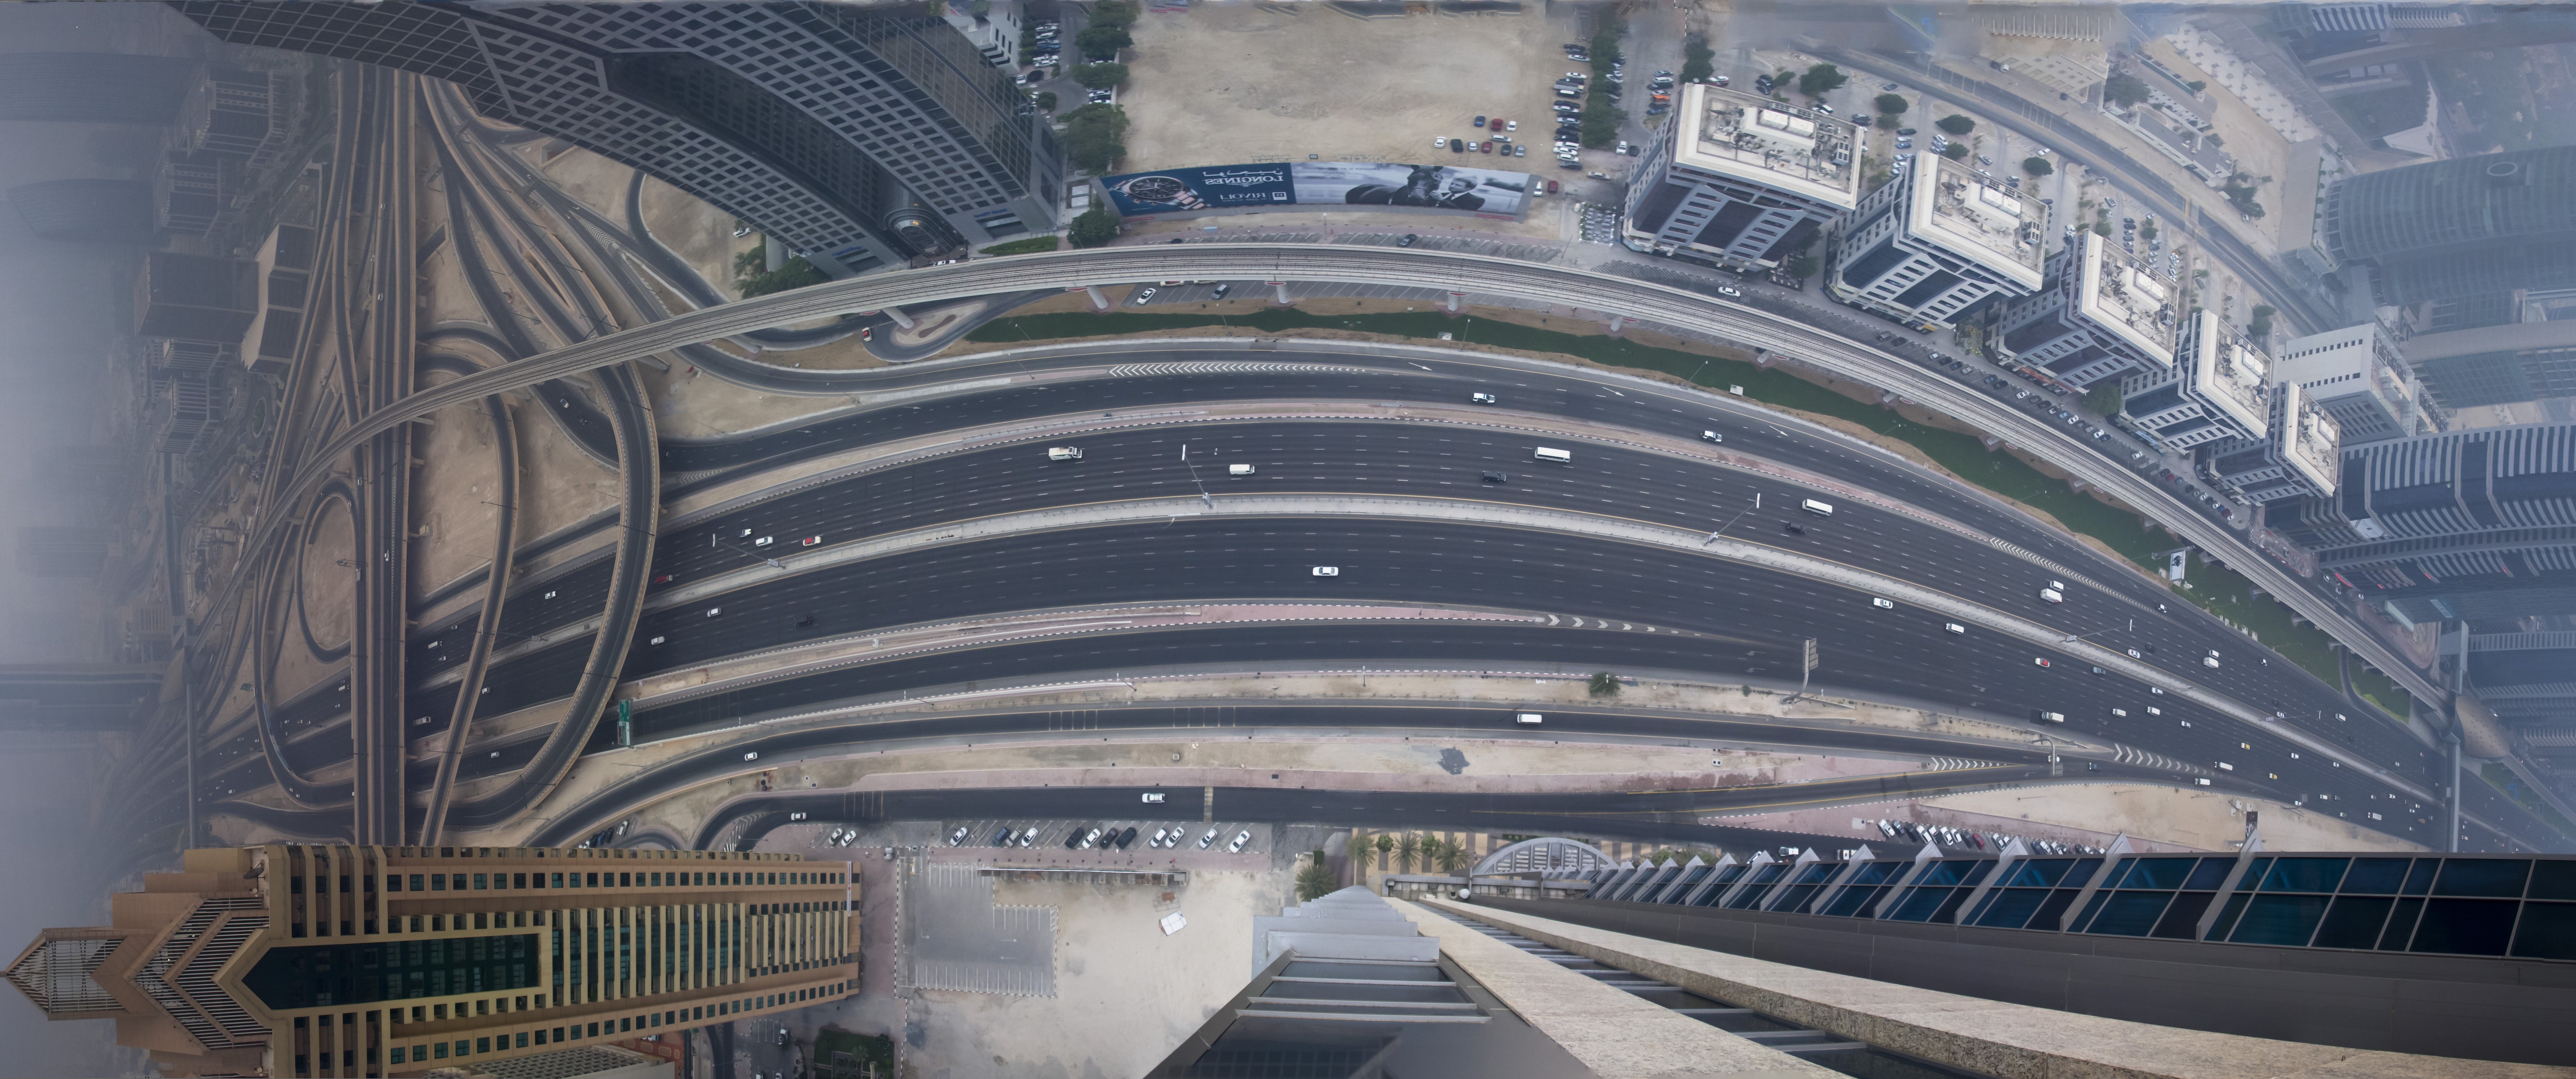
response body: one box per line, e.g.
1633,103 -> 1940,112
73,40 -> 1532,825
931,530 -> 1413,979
1533,447 -> 1572,463
1800,498 -> 1834,516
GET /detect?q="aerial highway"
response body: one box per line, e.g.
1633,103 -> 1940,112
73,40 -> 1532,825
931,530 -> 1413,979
214,243 -> 2448,726
184,337 -> 2555,850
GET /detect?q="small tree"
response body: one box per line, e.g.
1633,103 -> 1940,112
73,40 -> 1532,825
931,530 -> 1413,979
1295,850 -> 1338,901
1876,114 -> 1901,130
1074,22 -> 1130,61
1798,62 -> 1847,99
1588,670 -> 1621,698
1581,92 -> 1620,149
2104,73 -> 2151,108
1941,142 -> 1971,160
2248,304 -> 2276,340
1088,0 -> 1141,29
2185,79 -> 2207,94
1680,36 -> 1715,84
2083,384 -> 2123,417
1061,103 -> 1129,172
2140,219 -> 2158,242
1072,62 -> 1128,89
2023,155 -> 2052,177
1033,90 -> 1057,112
1066,204 -> 1118,248
1375,832 -> 1395,869
1433,838 -> 1469,875
1417,836 -> 1443,873
1874,92 -> 1909,116
1935,113 -> 1976,135
1395,832 -> 1420,873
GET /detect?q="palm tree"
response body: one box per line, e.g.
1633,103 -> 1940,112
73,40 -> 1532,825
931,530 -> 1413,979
1434,836 -> 1469,875
1396,832 -> 1420,874
1374,832 -> 1395,870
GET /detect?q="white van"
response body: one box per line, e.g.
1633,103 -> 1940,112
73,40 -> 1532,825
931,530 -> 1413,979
2110,708 -> 2129,717
1228,463 -> 1256,476
1799,498 -> 1834,516
1943,623 -> 1965,634
1515,713 -> 1544,724
1047,446 -> 1083,461
1533,447 -> 1572,463
1141,792 -> 1166,804
2039,588 -> 2064,604
2202,655 -> 2221,669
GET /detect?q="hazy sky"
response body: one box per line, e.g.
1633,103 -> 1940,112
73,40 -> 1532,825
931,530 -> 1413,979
0,7 -> 208,1075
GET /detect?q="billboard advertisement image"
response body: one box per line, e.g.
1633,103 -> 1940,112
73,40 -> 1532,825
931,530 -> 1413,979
1100,161 -> 1529,219
1100,164 -> 1294,215
1290,161 -> 1528,216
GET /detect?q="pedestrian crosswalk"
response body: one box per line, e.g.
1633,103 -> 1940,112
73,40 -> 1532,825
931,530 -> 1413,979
1104,360 -> 1372,378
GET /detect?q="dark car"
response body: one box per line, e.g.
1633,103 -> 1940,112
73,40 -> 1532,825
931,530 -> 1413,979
1063,827 -> 1086,850
1114,826 -> 1140,849
1473,114 -> 1487,127
1897,127 -> 1917,136
1398,234 -> 1419,247
1449,139 -> 1464,154
1783,522 -> 1807,535
1482,471 -> 1509,483
992,828 -> 1013,846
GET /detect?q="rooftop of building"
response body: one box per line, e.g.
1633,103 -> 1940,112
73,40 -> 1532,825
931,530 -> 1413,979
2281,384 -> 2344,495
2074,231 -> 2180,368
2184,310 -> 2275,438
1670,82 -> 1863,210
1910,152 -> 2048,290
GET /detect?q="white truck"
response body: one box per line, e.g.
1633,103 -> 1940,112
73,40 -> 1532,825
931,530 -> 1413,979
1047,447 -> 1083,461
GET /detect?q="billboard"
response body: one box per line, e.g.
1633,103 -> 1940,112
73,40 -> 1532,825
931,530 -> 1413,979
1101,161 -> 1529,219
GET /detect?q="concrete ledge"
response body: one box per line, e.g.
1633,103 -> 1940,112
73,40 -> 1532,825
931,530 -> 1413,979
1423,898 -> 2572,1079
1391,898 -> 1837,1079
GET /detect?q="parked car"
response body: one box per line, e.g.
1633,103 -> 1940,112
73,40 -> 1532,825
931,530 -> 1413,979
1227,829 -> 1253,853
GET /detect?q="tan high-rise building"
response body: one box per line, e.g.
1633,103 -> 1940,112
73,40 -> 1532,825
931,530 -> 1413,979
4,844 -> 857,1078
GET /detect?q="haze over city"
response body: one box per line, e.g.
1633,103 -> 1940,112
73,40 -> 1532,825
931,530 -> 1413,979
1,1 -> 2573,1076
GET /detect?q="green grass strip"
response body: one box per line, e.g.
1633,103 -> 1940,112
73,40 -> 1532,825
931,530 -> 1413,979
969,310 -> 2411,715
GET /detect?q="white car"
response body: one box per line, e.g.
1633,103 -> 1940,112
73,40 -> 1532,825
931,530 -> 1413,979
743,751 -> 759,761
1312,566 -> 1339,577
2127,649 -> 2142,658
1472,392 -> 1498,404
1197,827 -> 1220,849
1433,137 -> 1448,148
1150,827 -> 1170,847
1132,288 -> 1157,304
2203,655 -> 2221,669
1227,829 -> 1253,853
706,607 -> 722,617
1871,597 -> 1894,609
1717,286 -> 1742,298
1142,792 -> 1166,803
949,827 -> 968,846
1944,623 -> 1965,634
753,536 -> 774,547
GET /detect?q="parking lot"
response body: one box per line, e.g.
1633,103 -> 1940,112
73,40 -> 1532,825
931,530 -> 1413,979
933,816 -> 1264,857
1120,4 -> 1582,173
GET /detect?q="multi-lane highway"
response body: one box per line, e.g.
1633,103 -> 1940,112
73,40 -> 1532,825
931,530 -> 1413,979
191,343 -> 2559,851
217,242 -> 2445,725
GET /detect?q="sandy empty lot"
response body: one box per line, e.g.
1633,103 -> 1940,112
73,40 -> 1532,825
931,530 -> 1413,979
1122,4 -> 1580,170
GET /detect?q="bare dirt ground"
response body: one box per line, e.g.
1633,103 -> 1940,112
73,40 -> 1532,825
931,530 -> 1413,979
1122,4 -> 1579,170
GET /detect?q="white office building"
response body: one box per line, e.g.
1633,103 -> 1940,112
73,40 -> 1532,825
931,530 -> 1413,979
1826,151 -> 2045,330
2202,381 -> 2343,503
1621,82 -> 1864,271
2272,322 -> 2426,444
2122,310 -> 2275,449
1992,231 -> 2180,390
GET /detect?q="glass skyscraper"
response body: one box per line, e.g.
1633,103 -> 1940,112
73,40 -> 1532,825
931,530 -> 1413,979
172,1 -> 1062,275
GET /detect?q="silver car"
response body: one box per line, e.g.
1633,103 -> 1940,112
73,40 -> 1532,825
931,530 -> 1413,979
1227,829 -> 1253,853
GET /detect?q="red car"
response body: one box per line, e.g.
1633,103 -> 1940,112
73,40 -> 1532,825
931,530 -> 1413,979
1481,141 -> 1494,154
1547,179 -> 1560,194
